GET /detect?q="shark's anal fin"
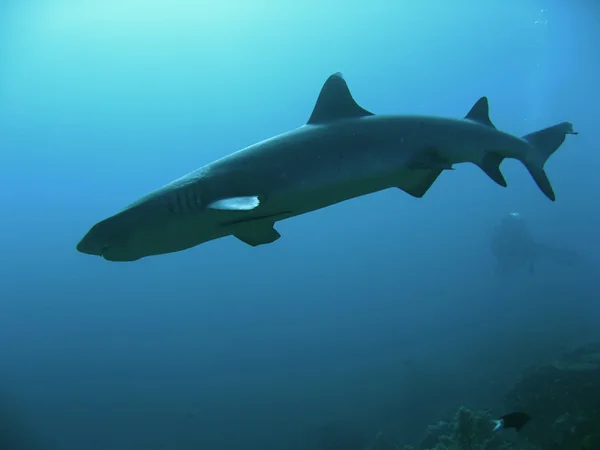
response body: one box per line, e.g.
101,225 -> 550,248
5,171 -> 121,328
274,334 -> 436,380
464,97 -> 496,128
307,72 -> 374,125
208,196 -> 260,211
476,152 -> 507,187
397,168 -> 444,198
234,222 -> 281,247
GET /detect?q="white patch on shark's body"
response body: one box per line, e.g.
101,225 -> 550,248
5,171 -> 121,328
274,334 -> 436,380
207,196 -> 260,211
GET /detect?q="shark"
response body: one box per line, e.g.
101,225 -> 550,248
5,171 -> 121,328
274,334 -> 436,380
491,212 -> 586,275
77,72 -> 577,262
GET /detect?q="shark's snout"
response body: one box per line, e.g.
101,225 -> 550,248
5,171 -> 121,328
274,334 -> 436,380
76,232 -> 136,261
77,212 -> 150,262
76,215 -> 125,258
76,232 -> 108,257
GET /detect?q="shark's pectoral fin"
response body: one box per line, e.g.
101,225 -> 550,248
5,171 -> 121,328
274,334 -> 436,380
396,168 -> 444,198
408,148 -> 454,170
476,152 -> 507,187
234,222 -> 281,247
208,196 -> 260,211
306,73 -> 373,125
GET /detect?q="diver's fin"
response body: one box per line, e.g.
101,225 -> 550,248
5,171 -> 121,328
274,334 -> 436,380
408,148 -> 454,170
521,122 -> 578,201
397,169 -> 444,198
464,97 -> 496,128
536,243 -> 586,267
234,222 -> 281,247
208,196 -> 260,211
307,73 -> 373,125
476,152 -> 507,187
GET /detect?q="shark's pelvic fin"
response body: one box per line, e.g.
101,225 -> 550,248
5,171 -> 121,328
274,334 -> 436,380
464,97 -> 496,128
208,196 -> 260,211
307,72 -> 374,125
396,168 -> 444,198
234,221 -> 281,247
476,152 -> 507,187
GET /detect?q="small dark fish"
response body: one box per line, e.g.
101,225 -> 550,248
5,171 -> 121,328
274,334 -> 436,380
492,411 -> 531,431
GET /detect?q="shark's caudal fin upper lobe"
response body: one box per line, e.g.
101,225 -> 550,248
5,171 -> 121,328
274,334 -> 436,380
522,122 -> 578,201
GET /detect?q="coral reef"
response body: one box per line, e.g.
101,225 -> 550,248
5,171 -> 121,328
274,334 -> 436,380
504,342 -> 600,450
408,342 -> 600,450
405,406 -> 515,450
315,342 -> 600,450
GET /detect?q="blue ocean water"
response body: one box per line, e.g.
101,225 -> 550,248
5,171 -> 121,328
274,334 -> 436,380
0,1 -> 598,449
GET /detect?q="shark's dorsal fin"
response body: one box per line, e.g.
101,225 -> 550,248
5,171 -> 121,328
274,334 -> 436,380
307,72 -> 373,125
464,97 -> 496,128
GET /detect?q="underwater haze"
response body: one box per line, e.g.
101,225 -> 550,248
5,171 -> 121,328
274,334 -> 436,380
0,0 -> 599,449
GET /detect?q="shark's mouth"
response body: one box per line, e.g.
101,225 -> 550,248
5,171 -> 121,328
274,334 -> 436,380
101,247 -> 140,262
76,238 -> 104,256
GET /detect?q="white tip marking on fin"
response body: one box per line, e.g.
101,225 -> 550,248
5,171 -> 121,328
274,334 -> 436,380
207,196 -> 260,211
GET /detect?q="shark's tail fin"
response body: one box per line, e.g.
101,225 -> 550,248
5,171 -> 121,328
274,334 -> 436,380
521,122 -> 578,201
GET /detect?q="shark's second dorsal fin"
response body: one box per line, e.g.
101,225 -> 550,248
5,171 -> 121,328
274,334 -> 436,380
307,72 -> 373,125
464,97 -> 496,128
